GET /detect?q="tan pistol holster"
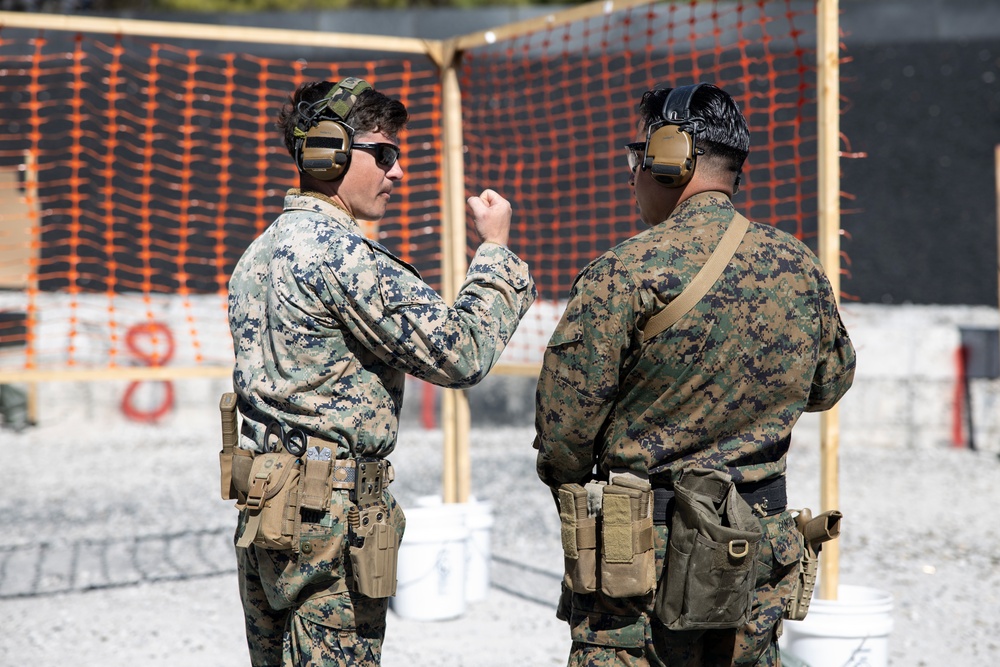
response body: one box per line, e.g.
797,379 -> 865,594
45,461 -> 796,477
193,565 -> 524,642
784,508 -> 843,621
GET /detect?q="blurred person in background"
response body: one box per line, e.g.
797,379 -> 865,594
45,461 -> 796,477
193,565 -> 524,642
226,77 -> 535,666
534,82 -> 855,666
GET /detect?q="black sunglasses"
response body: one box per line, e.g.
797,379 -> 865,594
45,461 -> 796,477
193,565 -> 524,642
353,142 -> 401,169
624,141 -> 646,173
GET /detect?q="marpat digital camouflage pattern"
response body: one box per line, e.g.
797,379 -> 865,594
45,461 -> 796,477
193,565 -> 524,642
230,190 -> 534,458
229,189 -> 534,666
535,191 -> 854,666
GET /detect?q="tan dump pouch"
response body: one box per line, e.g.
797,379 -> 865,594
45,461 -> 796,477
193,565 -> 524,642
558,483 -> 598,594
655,468 -> 763,630
600,477 -> 656,598
348,502 -> 402,598
236,452 -> 302,552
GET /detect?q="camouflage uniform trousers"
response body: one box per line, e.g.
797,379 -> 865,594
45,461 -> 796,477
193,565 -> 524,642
235,489 -> 404,667
562,511 -> 803,667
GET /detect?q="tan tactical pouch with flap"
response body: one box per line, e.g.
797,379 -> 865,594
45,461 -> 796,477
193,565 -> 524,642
236,452 -> 302,551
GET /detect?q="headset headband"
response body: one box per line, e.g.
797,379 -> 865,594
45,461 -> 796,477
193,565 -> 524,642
318,77 -> 371,122
661,82 -> 705,130
298,77 -> 372,130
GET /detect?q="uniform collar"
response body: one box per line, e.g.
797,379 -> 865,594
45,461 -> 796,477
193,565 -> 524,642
283,188 -> 360,233
673,191 -> 734,217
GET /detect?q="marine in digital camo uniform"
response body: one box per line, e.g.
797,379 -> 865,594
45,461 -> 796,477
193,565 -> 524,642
534,83 -> 855,666
226,78 -> 535,666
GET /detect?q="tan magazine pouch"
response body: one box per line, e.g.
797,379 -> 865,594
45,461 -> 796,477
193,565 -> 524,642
600,476 -> 656,598
558,483 -> 598,594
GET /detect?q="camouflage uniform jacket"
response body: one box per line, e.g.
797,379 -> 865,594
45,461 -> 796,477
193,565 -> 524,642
535,191 -> 855,488
229,190 -> 536,456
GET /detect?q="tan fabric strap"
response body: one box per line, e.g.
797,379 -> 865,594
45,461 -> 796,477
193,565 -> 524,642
641,211 -> 750,342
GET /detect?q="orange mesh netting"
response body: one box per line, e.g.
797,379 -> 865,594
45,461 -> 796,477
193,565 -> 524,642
0,0 -> 833,377
460,0 -> 826,364
0,31 -> 442,374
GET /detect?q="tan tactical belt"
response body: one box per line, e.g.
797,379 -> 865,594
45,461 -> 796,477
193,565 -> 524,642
232,430 -> 393,497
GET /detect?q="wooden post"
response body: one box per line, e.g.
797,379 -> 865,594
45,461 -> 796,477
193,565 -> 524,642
0,11 -> 431,55
438,42 -> 472,504
995,145 -> 1000,332
817,0 -> 842,601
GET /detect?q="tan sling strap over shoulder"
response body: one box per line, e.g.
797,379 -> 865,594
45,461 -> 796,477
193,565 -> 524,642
641,211 -> 751,342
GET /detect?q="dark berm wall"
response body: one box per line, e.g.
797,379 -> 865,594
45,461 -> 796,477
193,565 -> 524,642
80,0 -> 1000,307
838,0 -> 1000,307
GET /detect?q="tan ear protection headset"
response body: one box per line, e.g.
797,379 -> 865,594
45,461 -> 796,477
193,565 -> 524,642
293,77 -> 372,181
642,82 -> 706,188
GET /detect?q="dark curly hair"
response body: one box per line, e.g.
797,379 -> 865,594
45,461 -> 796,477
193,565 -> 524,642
276,80 -> 408,159
639,83 -> 750,175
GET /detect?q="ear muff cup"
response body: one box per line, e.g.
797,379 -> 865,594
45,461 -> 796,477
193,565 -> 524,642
645,124 -> 696,188
640,82 -> 705,188
300,119 -> 353,181
293,77 -> 371,182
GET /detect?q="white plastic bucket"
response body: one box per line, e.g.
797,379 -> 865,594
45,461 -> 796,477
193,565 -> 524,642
780,585 -> 894,667
413,495 -> 495,603
462,499 -> 495,602
391,505 -> 469,621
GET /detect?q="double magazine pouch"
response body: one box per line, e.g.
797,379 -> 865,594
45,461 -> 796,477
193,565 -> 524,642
558,476 -> 656,598
654,467 -> 763,630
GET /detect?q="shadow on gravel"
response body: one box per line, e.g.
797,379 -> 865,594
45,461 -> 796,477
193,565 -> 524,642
490,553 -> 562,608
0,527 -> 235,598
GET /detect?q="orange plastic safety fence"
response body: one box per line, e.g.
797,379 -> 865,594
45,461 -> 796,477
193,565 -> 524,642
0,1 -> 838,377
0,30 -> 442,374
460,0 -> 826,364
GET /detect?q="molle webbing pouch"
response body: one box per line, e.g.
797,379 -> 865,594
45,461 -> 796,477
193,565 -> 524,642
558,483 -> 599,594
655,467 -> 763,630
299,459 -> 332,512
236,452 -> 302,552
600,476 -> 656,598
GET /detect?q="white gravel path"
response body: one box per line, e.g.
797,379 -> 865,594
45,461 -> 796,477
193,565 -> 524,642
0,406 -> 995,666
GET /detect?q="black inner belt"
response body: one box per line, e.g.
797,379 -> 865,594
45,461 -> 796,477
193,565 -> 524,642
652,476 -> 787,524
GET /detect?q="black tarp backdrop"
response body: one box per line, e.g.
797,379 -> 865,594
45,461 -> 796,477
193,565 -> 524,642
838,0 -> 1000,306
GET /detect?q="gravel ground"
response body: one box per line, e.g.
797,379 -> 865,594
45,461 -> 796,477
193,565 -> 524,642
0,407 -> 996,666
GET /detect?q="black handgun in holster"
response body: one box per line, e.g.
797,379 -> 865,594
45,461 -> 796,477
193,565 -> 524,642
785,508 -> 843,621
